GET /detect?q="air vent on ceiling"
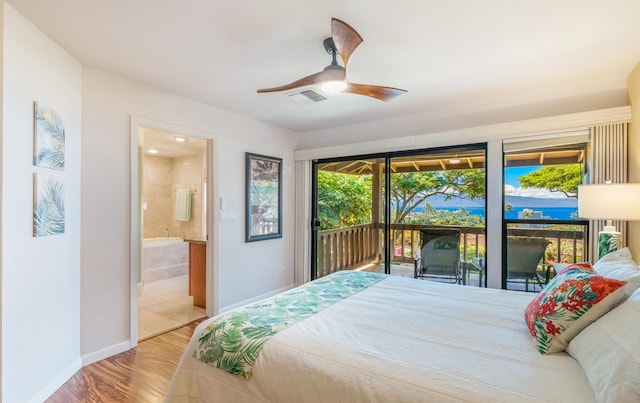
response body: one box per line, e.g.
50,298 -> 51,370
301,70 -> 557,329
287,89 -> 327,103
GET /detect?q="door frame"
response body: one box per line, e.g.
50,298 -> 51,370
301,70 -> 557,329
311,154 -> 391,279
129,116 -> 219,347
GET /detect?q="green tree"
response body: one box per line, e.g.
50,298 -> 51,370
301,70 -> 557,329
317,170 -> 372,230
391,169 -> 485,223
317,168 -> 486,230
517,164 -> 582,198
406,206 -> 485,227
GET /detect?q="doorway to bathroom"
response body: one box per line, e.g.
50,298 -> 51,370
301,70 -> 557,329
132,122 -> 215,342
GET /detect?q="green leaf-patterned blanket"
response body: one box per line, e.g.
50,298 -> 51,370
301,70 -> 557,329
193,270 -> 387,379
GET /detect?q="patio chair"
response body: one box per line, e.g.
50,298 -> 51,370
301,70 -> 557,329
414,228 -> 462,283
506,237 -> 551,292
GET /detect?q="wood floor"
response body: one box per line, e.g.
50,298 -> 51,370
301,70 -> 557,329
46,319 -> 205,403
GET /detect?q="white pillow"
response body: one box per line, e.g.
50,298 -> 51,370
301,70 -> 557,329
595,246 -> 635,266
567,287 -> 640,403
594,247 -> 640,300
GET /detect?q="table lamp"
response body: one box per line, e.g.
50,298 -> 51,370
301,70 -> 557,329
578,183 -> 640,259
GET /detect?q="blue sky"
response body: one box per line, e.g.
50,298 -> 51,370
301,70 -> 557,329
504,166 -> 569,199
504,166 -> 535,187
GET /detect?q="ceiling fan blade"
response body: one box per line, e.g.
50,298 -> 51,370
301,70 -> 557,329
257,71 -> 326,93
257,67 -> 345,94
331,18 -> 363,68
343,83 -> 407,102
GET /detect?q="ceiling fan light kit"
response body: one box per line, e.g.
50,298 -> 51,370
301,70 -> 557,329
321,80 -> 348,93
257,18 -> 406,102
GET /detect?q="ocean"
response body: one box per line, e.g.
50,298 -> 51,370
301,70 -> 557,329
425,206 -> 579,220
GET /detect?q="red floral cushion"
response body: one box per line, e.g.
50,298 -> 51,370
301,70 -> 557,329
524,263 -> 627,354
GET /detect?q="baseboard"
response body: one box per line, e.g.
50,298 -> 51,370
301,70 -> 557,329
30,358 -> 82,403
79,283 -> 294,368
219,283 -> 295,314
81,340 -> 131,366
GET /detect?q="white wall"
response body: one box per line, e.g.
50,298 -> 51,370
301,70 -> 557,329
297,90 -> 629,150
2,4 -> 82,402
81,68 -> 298,358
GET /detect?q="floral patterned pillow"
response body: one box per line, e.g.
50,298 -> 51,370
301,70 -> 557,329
524,263 -> 627,354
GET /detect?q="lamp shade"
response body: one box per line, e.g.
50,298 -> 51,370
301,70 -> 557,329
578,183 -> 640,221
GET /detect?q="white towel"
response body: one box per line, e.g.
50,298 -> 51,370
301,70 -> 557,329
175,189 -> 192,221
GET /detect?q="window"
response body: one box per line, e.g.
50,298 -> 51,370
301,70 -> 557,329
503,141 -> 589,291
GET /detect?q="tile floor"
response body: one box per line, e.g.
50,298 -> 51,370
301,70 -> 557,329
138,274 -> 207,341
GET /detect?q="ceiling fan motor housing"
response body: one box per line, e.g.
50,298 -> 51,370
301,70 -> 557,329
323,37 -> 338,55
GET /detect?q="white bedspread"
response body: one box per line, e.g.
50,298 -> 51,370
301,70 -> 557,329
166,275 -> 595,402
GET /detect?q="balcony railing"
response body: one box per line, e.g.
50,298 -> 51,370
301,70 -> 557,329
316,223 -> 378,278
390,224 -> 486,264
316,222 -> 587,279
506,226 -> 587,264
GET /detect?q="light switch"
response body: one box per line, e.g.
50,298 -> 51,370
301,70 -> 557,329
219,211 -> 237,222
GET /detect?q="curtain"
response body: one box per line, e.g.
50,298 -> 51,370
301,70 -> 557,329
294,160 -> 312,286
587,123 -> 628,262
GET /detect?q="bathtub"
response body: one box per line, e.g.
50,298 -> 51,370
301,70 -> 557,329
144,236 -> 185,247
142,237 -> 188,283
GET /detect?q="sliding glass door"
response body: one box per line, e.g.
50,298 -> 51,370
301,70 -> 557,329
312,144 -> 487,286
312,157 -> 386,279
502,143 -> 589,292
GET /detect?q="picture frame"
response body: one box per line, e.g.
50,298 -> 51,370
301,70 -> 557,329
33,101 -> 65,170
245,152 -> 282,242
33,173 -> 65,237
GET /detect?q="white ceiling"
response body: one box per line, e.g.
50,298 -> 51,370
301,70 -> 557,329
141,128 -> 207,158
8,1 -> 640,139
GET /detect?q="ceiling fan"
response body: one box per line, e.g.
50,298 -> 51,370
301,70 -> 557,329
257,18 -> 407,102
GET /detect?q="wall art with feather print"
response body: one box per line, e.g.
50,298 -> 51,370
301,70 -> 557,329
33,102 -> 65,170
33,173 -> 65,236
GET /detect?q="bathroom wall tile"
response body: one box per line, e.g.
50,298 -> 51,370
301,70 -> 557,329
143,151 -> 206,240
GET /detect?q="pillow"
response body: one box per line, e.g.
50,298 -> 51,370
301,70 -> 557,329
594,247 -> 640,301
595,246 -> 634,266
524,263 -> 627,354
567,287 -> 640,403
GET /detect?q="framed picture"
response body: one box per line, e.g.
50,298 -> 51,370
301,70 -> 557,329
245,153 -> 282,242
33,101 -> 65,170
33,173 -> 65,237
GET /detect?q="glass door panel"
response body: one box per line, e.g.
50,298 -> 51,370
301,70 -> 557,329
312,157 -> 386,279
503,144 -> 589,291
389,146 -> 487,286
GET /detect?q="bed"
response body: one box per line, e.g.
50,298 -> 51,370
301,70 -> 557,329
166,256 -> 640,403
